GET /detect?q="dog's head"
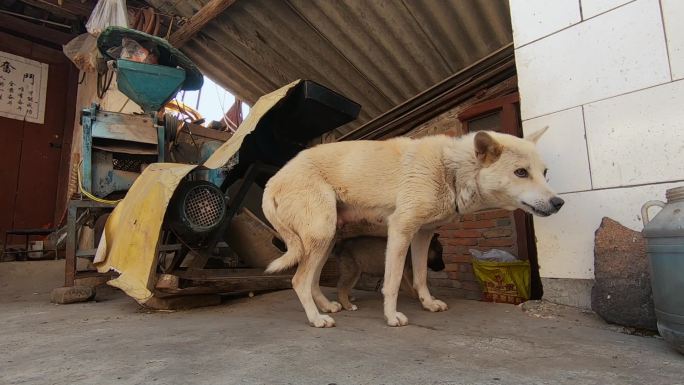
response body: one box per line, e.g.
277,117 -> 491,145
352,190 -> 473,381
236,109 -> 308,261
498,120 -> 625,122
471,127 -> 564,217
427,233 -> 445,272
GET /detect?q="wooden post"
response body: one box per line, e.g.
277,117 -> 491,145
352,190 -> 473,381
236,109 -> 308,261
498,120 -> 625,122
169,0 -> 237,47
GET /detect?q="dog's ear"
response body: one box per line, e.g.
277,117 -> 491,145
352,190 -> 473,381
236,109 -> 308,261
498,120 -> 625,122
525,126 -> 549,144
474,131 -> 502,165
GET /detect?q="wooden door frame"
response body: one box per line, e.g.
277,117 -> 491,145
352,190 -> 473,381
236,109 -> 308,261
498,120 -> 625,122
0,30 -> 79,232
458,92 -> 543,299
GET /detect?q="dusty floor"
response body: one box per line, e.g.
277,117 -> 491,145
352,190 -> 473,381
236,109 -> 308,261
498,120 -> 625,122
1,261 -> 682,385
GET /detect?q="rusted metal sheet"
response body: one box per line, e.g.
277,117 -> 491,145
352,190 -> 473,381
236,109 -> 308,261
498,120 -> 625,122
146,0 -> 512,140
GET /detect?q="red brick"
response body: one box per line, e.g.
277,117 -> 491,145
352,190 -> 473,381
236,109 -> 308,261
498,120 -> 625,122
462,219 -> 497,229
496,219 -> 512,226
445,237 -> 478,246
439,222 -> 462,230
444,245 -> 472,255
450,229 -> 482,238
460,281 -> 482,292
443,246 -> 460,254
478,238 -> 514,247
461,213 -> 476,221
476,210 -> 511,220
482,228 -> 513,238
436,229 -> 451,237
444,263 -> 460,272
459,263 -> 473,273
444,254 -> 473,263
448,271 -> 478,282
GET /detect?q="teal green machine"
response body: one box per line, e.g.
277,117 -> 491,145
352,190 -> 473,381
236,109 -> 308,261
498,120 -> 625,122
80,27 -> 204,198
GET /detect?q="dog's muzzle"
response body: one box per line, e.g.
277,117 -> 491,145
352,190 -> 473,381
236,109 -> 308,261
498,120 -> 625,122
522,196 -> 564,217
550,196 -> 565,211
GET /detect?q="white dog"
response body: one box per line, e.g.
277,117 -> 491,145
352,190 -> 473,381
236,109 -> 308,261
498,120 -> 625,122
263,128 -> 562,327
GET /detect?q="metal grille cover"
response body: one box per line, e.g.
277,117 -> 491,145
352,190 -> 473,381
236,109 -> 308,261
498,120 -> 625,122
183,185 -> 225,229
112,158 -> 144,172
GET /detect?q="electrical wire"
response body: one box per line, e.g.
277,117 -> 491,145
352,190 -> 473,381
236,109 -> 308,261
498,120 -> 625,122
77,160 -> 121,205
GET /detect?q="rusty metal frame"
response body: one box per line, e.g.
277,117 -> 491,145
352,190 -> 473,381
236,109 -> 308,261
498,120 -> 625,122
64,199 -> 116,286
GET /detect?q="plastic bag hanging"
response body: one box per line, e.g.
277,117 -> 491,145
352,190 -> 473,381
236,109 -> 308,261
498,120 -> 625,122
86,0 -> 129,36
63,33 -> 99,72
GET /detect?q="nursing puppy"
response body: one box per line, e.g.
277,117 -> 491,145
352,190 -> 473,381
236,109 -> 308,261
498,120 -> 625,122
334,234 -> 444,311
263,128 -> 563,327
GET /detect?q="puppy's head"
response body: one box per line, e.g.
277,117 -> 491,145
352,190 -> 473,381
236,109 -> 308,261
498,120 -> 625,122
427,233 -> 445,271
473,127 -> 564,217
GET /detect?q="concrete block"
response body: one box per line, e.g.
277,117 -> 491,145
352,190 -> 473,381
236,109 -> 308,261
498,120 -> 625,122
522,107 -> 591,193
50,286 -> 95,304
516,0 -> 669,119
533,182 -> 683,279
541,278 -> 593,309
581,0 -> 631,19
510,0 -> 581,47
584,80 -> 684,188
660,0 -> 684,80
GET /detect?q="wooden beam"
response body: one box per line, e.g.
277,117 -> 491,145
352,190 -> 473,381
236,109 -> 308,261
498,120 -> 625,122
19,0 -> 91,20
0,12 -> 76,45
168,0 -> 237,47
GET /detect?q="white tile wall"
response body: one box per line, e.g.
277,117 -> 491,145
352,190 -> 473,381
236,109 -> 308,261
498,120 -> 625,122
581,0 -> 633,19
509,0 -> 581,47
584,80 -> 684,189
534,182 -> 684,279
522,108 -> 592,194
662,0 -> 684,80
516,0 -> 670,120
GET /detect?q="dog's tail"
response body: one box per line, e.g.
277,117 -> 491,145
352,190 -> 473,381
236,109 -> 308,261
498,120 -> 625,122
263,193 -> 304,274
265,252 -> 299,273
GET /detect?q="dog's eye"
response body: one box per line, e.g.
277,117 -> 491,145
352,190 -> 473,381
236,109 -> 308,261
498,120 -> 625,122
514,168 -> 528,178
544,169 -> 548,177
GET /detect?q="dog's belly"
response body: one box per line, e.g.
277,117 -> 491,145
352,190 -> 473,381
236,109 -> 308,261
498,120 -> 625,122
336,204 -> 460,238
336,204 -> 390,239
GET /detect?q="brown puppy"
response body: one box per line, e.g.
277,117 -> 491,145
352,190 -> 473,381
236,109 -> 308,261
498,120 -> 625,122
334,234 -> 444,311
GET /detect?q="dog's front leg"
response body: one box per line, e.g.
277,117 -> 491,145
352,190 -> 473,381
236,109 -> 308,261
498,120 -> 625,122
382,223 -> 414,327
411,230 -> 448,312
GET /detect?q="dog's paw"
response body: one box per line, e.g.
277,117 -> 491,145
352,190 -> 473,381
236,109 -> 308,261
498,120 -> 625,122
385,311 -> 409,327
321,300 -> 343,313
341,301 -> 358,311
309,314 -> 336,328
421,298 -> 448,312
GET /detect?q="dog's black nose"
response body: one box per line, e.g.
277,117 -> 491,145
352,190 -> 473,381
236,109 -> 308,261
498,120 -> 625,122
550,197 -> 565,210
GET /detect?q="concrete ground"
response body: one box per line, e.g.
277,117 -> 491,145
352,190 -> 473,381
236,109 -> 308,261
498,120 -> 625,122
1,261 -> 682,385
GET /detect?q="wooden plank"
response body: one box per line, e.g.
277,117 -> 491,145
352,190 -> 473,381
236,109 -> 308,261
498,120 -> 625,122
182,122 -> 232,142
0,13 -> 76,45
76,243 -> 182,257
158,275 -> 293,295
144,294 -> 221,310
176,268 -> 289,280
19,0 -> 91,19
168,0 -> 237,47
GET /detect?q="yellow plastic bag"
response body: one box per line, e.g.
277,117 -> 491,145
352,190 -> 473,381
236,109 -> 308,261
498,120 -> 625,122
472,259 -> 531,304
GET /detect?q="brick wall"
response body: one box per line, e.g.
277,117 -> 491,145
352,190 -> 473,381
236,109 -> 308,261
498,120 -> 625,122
428,209 -> 519,299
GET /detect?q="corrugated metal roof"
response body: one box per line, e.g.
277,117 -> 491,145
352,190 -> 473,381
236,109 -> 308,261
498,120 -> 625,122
148,0 -> 512,138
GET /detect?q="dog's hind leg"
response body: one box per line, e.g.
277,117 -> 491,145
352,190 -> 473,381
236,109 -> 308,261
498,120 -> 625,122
336,254 -> 361,311
312,243 -> 343,313
289,187 -> 338,327
291,242 -> 336,327
411,230 -> 448,312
